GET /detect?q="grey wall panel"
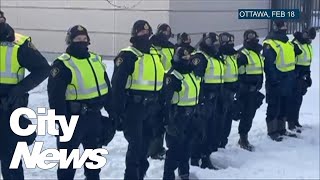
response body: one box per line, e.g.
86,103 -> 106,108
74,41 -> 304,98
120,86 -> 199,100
1,0 -> 270,57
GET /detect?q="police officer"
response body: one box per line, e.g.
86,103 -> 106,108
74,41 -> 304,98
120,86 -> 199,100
111,20 -> 165,180
148,23 -> 175,160
175,32 -> 195,53
218,32 -> 239,148
162,47 -> 200,180
190,32 -> 224,169
47,25 -> 112,180
0,10 -> 50,179
151,23 -> 175,71
236,30 -> 265,151
288,27 -> 316,132
262,20 -> 301,141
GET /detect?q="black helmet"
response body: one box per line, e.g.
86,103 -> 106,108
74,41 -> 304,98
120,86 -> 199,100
0,10 -> 6,23
156,23 -> 173,39
202,32 -> 219,47
243,29 -> 258,42
218,32 -> 235,45
308,27 -> 316,40
272,20 -> 287,32
177,32 -> 191,45
65,25 -> 90,45
131,20 -> 153,37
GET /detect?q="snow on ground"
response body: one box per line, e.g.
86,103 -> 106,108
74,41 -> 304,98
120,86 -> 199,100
10,34 -> 320,179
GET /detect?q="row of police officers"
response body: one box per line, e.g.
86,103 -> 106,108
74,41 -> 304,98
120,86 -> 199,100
0,9 -> 317,180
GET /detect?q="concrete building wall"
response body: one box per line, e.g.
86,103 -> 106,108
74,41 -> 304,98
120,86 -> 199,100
169,0 -> 271,46
1,0 -> 270,59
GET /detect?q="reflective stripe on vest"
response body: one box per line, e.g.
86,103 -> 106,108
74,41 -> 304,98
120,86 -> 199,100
296,42 -> 312,66
122,46 -> 165,91
58,53 -> 108,100
224,55 -> 238,82
263,39 -> 295,72
0,33 -> 29,84
195,51 -> 224,84
154,46 -> 174,71
171,70 -> 200,106
239,49 -> 264,75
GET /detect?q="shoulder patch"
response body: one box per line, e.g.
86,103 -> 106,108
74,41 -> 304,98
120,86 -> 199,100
115,57 -> 124,67
192,58 -> 200,66
50,67 -> 60,78
28,41 -> 37,50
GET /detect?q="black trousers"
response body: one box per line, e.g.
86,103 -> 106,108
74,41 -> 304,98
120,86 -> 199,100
287,78 -> 307,126
220,90 -> 236,148
123,98 -> 161,180
191,94 -> 223,160
266,86 -> 292,135
56,110 -> 102,180
238,91 -> 260,135
163,106 -> 196,180
0,108 -> 24,180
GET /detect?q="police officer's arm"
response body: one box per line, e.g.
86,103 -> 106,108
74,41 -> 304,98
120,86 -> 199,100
262,44 -> 279,85
236,52 -> 248,68
236,52 -> 248,83
103,71 -> 113,114
111,51 -> 136,115
162,73 -> 181,124
15,40 -> 50,94
47,60 -> 71,115
191,53 -> 208,78
292,41 -> 303,57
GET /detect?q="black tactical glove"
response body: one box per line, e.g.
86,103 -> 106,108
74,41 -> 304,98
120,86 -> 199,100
100,116 -> 116,146
305,75 -> 312,87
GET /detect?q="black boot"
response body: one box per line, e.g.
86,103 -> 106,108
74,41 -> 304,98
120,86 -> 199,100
150,148 -> 166,160
179,173 -> 189,180
238,134 -> 255,151
295,121 -> 303,128
278,118 -> 298,138
267,119 -> 283,142
200,156 -> 219,170
288,121 -> 301,134
190,158 -> 200,167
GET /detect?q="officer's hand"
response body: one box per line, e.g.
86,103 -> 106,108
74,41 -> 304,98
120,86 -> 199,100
305,75 -> 312,87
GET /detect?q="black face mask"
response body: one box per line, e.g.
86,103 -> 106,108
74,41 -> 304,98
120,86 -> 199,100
220,43 -> 236,55
245,39 -> 262,52
131,34 -> 151,53
67,42 -> 90,59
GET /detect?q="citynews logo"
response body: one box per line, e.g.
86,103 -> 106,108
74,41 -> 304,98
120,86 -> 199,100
8,107 -> 108,170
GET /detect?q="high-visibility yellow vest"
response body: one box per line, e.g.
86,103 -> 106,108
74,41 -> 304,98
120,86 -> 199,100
224,55 -> 238,82
263,39 -> 295,72
0,33 -> 30,84
171,70 -> 200,106
239,48 -> 264,75
153,46 -> 174,71
122,46 -> 165,91
194,51 -> 224,84
57,53 -> 108,100
295,42 -> 313,66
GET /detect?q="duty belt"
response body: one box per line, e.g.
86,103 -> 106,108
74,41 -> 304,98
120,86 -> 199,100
127,93 -> 159,105
68,102 -> 101,115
